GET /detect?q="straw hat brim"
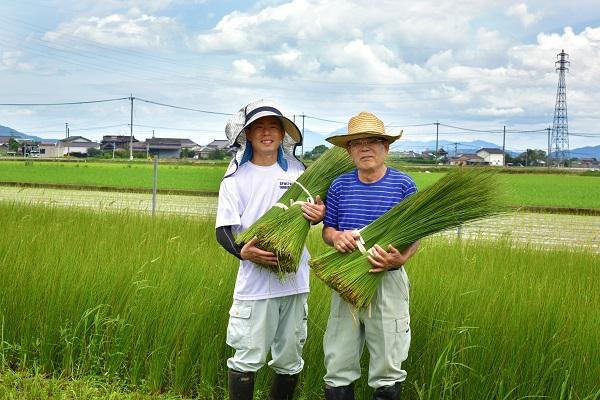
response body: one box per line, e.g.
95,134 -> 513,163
326,131 -> 402,148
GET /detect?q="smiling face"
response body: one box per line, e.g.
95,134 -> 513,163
346,136 -> 390,173
246,116 -> 285,158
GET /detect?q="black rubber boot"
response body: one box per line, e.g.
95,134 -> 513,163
228,369 -> 255,400
267,373 -> 299,400
373,382 -> 402,400
324,383 -> 355,400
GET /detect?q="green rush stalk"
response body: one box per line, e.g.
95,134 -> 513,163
310,168 -> 509,309
236,146 -> 355,275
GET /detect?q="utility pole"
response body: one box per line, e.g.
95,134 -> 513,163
301,114 -> 305,158
502,125 -> 506,167
129,94 -> 134,161
551,50 -> 570,167
65,122 -> 70,158
546,127 -> 551,169
454,142 -> 458,157
434,121 -> 440,157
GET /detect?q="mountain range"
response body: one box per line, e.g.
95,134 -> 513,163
2,124 -> 599,159
0,125 -> 55,143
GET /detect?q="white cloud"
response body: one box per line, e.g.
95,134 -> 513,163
44,12 -> 180,49
506,3 -> 541,27
1,50 -> 34,72
468,106 -> 525,116
232,59 -> 258,76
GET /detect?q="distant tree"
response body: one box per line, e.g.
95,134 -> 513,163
505,152 -> 517,164
8,138 -> 19,152
180,148 -> 194,159
209,149 -> 225,160
303,144 -> 328,160
517,149 -> 547,166
310,145 -> 328,159
87,147 -> 102,158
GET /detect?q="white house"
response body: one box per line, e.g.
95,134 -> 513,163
476,148 -> 504,166
57,136 -> 100,156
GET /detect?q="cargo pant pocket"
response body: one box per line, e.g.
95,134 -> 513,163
383,315 -> 411,366
296,301 -> 308,348
226,301 -> 253,349
394,315 -> 411,365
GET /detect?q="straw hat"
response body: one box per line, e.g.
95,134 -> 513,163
326,111 -> 402,148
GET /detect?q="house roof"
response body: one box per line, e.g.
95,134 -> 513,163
207,139 -> 230,149
101,135 -> 139,143
60,136 -> 93,143
146,137 -> 198,148
478,147 -> 504,154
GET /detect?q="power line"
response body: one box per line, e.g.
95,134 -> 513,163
135,98 -> 232,116
301,115 -> 345,124
0,98 -> 129,106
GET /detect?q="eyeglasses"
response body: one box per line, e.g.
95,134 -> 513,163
347,138 -> 386,149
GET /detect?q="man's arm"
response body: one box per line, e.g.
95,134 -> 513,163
322,226 -> 361,253
367,241 -> 420,273
215,225 -> 242,259
215,227 -> 278,266
301,194 -> 326,224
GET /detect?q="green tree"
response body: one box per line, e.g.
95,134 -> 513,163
180,148 -> 194,159
87,148 -> 103,158
8,138 -> 20,152
209,149 -> 225,160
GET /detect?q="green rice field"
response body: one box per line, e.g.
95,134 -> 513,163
1,203 -> 598,399
1,160 -> 600,209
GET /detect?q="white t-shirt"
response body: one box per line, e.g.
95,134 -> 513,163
216,158 -> 310,301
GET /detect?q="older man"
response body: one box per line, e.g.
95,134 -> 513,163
321,112 -> 419,400
216,100 -> 325,400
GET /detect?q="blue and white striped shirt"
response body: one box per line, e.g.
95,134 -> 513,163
324,167 -> 417,231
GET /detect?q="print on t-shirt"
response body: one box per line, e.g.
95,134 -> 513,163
278,179 -> 293,191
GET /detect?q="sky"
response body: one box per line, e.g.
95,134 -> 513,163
1,0 -> 600,153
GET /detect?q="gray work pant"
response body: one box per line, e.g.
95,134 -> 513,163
323,268 -> 411,389
226,293 -> 309,374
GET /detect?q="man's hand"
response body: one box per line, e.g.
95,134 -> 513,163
301,195 -> 325,224
367,241 -> 420,273
240,236 -> 278,266
331,230 -> 361,253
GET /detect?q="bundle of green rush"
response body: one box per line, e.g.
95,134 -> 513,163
236,146 -> 355,274
310,168 -> 508,309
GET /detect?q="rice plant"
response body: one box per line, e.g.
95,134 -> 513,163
1,203 -> 599,399
236,146 -> 355,274
310,168 -> 509,309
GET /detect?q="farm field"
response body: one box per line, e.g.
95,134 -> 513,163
1,203 -> 598,399
1,186 -> 599,252
1,160 -> 600,209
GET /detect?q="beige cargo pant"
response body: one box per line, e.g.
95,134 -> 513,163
226,293 -> 309,374
323,267 -> 411,389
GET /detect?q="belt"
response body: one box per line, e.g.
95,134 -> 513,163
388,266 -> 401,272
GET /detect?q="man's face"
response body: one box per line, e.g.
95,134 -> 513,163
246,116 -> 284,155
346,137 -> 389,171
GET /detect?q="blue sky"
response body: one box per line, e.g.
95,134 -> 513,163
1,0 -> 600,152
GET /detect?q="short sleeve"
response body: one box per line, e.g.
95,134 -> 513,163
405,177 -> 418,197
216,177 -> 242,229
323,180 -> 340,229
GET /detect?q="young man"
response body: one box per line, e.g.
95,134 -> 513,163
321,112 -> 419,400
215,100 -> 325,400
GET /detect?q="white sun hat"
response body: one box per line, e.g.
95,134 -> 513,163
224,99 -> 303,177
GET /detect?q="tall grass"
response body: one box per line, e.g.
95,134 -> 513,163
0,203 -> 599,399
